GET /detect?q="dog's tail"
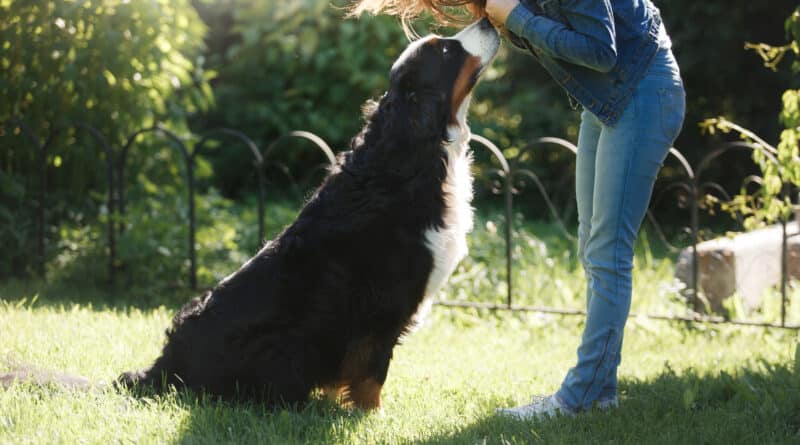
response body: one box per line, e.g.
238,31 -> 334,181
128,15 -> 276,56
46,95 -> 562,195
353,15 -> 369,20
0,366 -> 96,390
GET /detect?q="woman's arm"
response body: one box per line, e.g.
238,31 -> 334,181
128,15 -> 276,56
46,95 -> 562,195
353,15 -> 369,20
488,0 -> 618,73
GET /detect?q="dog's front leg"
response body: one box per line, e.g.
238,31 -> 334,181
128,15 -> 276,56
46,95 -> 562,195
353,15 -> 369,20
338,337 -> 393,410
347,377 -> 383,410
350,342 -> 394,410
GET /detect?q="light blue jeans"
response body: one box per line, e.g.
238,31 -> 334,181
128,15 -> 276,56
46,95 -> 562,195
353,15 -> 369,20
555,47 -> 685,411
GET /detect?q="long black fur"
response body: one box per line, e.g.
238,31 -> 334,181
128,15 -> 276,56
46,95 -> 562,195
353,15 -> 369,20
115,34 -> 480,407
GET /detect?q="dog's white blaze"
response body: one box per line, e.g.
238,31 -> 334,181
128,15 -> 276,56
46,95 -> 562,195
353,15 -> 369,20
453,21 -> 497,66
412,99 -> 475,329
412,21 -> 497,327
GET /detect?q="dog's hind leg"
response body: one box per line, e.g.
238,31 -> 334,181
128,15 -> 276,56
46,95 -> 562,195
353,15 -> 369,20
249,346 -> 315,407
116,353 -> 183,393
340,339 -> 394,410
320,384 -> 345,402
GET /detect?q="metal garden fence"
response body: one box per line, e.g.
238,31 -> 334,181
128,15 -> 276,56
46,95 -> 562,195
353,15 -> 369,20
3,119 -> 798,329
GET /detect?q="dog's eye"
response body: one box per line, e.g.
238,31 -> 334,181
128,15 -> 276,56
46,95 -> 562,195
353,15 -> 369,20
406,91 -> 417,103
442,41 -> 458,58
443,44 -> 451,58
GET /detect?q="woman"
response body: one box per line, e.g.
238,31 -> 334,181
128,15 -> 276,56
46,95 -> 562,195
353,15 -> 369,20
351,0 -> 686,419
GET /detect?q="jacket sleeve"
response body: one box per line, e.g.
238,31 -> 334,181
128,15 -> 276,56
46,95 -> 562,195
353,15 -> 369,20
505,0 -> 617,73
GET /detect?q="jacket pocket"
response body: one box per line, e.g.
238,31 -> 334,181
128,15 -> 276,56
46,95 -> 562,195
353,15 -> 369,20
658,86 -> 686,143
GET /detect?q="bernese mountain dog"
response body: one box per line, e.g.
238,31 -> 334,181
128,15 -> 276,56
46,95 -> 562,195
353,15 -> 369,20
116,19 -> 500,410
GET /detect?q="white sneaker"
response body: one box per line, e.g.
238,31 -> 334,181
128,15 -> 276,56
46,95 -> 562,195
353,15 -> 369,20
495,395 -> 576,420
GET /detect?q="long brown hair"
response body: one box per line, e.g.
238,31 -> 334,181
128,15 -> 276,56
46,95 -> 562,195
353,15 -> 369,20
348,0 -> 486,37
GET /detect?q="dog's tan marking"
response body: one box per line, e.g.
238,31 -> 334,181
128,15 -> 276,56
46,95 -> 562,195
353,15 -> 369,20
320,384 -> 345,402
319,336 -> 384,410
450,55 -> 481,123
346,377 -> 383,410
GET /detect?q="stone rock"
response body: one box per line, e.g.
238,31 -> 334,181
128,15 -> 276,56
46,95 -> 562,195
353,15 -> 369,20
674,221 -> 799,314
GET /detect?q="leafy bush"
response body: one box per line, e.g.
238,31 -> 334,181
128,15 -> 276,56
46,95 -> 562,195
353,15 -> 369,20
0,0 -> 212,277
658,0 -> 799,157
192,0 -> 409,196
1,0 -> 211,135
702,6 -> 800,228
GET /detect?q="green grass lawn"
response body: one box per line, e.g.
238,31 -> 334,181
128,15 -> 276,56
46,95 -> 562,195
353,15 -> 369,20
1,290 -> 799,444
2,207 -> 800,444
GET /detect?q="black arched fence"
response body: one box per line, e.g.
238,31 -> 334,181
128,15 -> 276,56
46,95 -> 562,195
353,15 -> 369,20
2,121 -> 335,289
3,119 -> 798,329
447,135 -> 799,329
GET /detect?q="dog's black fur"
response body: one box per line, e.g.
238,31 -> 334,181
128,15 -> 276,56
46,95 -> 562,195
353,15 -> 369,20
3,21 -> 499,410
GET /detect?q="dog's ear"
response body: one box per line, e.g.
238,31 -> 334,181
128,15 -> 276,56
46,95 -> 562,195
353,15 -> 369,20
377,88 -> 445,142
405,90 -> 446,140
347,90 -> 443,180
370,89 -> 406,141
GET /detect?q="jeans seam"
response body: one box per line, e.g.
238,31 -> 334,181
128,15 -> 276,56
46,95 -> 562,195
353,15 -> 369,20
579,329 -> 613,407
612,85 -> 640,308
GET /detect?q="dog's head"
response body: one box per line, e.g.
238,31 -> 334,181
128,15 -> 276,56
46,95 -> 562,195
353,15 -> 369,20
369,19 -> 500,142
345,19 -> 499,179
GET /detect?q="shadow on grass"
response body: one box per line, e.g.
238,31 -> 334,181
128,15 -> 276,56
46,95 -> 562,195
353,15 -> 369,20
409,363 -> 800,445
0,277 -> 200,312
153,391 -> 371,445
3,345 -> 797,443
136,362 -> 800,444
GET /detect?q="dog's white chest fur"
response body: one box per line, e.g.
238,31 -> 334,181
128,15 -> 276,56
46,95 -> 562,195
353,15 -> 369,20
412,126 -> 474,327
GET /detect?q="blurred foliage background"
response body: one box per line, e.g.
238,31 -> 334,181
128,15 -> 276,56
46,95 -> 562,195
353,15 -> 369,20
1,0 -> 798,284
0,0 -> 212,277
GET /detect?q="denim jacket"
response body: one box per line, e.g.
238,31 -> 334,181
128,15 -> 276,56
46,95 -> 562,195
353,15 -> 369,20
505,0 -> 669,125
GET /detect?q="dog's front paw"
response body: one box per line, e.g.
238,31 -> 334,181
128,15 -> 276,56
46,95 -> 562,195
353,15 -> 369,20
347,378 -> 383,411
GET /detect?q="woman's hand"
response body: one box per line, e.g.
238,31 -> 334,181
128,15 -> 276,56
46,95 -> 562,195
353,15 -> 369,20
485,0 -> 521,28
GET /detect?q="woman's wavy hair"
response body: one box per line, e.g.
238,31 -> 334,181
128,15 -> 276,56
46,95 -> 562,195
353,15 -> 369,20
348,0 -> 486,37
